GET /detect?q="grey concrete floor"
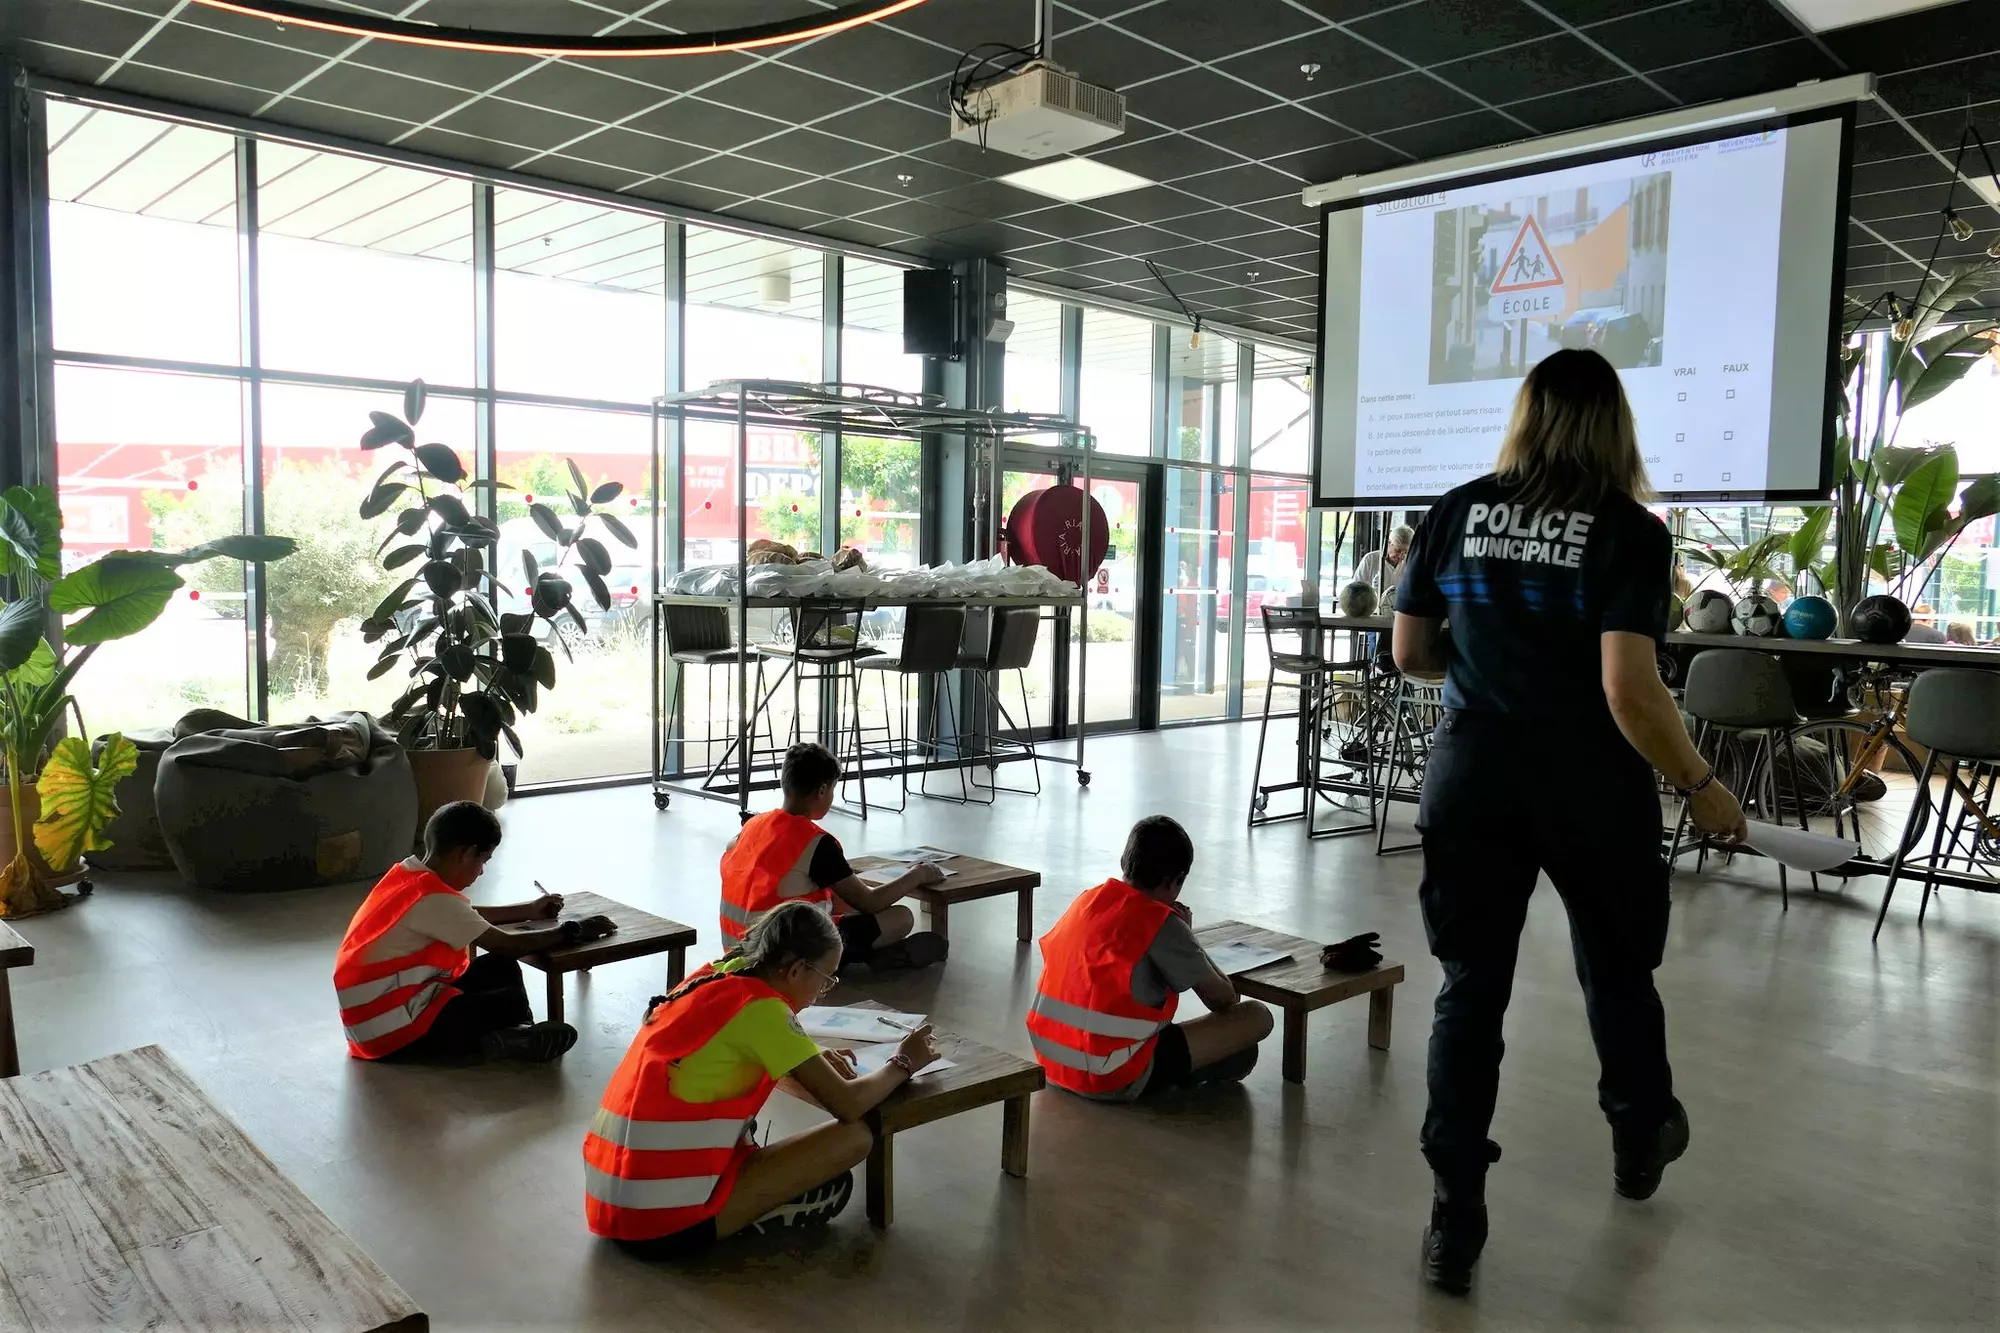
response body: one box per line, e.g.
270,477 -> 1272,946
9,724 -> 1998,1331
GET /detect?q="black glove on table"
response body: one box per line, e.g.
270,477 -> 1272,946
1321,932 -> 1382,972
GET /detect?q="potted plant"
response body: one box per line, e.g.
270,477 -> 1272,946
356,382 -> 637,818
0,484 -> 294,917
1831,255 -> 2000,629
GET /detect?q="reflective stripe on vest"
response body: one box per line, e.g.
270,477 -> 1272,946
719,811 -> 828,942
342,974 -> 453,1046
1026,878 -> 1178,1096
583,970 -> 794,1241
336,963 -> 449,1010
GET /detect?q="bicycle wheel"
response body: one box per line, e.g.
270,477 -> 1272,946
1776,720 -> 1930,869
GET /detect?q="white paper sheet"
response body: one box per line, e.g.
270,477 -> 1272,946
1739,821 -> 1860,873
871,847 -> 957,864
856,861 -> 957,886
799,1006 -> 926,1045
1205,941 -> 1293,976
845,1042 -> 955,1079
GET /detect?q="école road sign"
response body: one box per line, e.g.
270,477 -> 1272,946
1488,214 -> 1564,322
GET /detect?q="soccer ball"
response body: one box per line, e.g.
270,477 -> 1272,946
1852,594 -> 1912,645
1732,594 -> 1783,637
1685,588 -> 1735,634
1337,581 -> 1379,617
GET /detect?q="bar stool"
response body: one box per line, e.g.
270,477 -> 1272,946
1249,605 -> 1362,834
660,603 -> 771,775
855,601 -> 968,810
1871,669 -> 2000,938
969,606 -> 1044,799
753,598 -> 879,817
1669,649 -> 1809,907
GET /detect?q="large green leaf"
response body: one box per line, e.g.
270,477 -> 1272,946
599,513 -> 638,548
173,534 -> 297,566
1955,474 -> 2000,527
34,733 -> 138,870
48,559 -> 185,645
1788,506 -> 1832,573
528,503 -> 564,544
590,480 -> 623,505
2,639 -> 58,692
576,536 -> 612,576
0,598 -> 46,673
428,493 -> 472,529
360,482 -> 410,520
414,443 -> 466,485
0,485 -> 62,581
581,566 -> 611,612
1892,452 -> 1959,557
404,380 -> 427,427
1868,444 -> 1935,498
1901,326 -> 1996,413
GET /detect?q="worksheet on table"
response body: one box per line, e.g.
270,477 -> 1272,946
1206,941 -> 1293,976
799,1006 -> 926,1044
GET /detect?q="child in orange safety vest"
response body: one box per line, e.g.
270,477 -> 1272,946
719,742 -> 948,975
584,900 -> 940,1254
1027,815 -> 1273,1101
334,801 -> 616,1063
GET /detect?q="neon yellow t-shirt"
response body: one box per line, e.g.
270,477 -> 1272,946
666,959 -> 823,1103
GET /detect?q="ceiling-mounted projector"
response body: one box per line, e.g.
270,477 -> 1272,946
949,61 -> 1125,160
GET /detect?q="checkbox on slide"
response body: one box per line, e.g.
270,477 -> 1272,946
1722,472 -> 1732,482
1726,388 -> 1736,399
1724,430 -> 1734,440
1676,432 -> 1685,442
1677,392 -> 1687,401
1674,472 -> 1684,483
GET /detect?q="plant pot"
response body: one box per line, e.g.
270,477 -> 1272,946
0,786 -> 88,918
407,748 -> 493,836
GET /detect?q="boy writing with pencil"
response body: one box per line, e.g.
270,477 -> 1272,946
1027,814 -> 1272,1100
719,743 -> 948,973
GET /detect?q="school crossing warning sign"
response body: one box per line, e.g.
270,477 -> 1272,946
1488,214 -> 1564,323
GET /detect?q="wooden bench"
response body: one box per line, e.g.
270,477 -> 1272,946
514,891 -> 698,1026
848,850 -> 1040,942
846,1000 -> 1043,1227
0,919 -> 29,1078
1195,920 -> 1404,1084
0,1045 -> 425,1330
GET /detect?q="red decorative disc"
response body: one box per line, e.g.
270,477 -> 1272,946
1004,483 -> 1109,583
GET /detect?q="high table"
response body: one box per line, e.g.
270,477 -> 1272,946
652,592 -> 1088,816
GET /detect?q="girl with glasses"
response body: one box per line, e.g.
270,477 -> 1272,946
584,901 -> 937,1255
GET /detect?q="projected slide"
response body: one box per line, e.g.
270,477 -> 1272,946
1316,113 -> 1847,506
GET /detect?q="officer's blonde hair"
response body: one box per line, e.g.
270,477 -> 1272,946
1494,349 -> 1651,513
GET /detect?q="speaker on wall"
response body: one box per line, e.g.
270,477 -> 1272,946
903,268 -> 960,360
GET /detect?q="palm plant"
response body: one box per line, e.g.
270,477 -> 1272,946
0,486 -> 293,916
1832,255 -> 2000,629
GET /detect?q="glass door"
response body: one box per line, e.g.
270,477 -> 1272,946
999,456 -> 1152,735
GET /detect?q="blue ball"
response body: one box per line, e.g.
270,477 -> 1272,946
1783,595 -> 1837,640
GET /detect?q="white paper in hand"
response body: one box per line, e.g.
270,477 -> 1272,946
1739,821 -> 1859,873
847,1042 -> 955,1078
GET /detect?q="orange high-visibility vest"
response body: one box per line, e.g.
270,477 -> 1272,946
583,967 -> 790,1240
333,860 -> 472,1060
1026,878 -> 1178,1095
718,810 -> 828,944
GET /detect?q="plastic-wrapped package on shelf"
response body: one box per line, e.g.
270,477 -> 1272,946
666,558 -> 1078,600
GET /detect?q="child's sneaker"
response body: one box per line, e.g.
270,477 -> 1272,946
481,1021 -> 578,1062
747,1170 -> 854,1235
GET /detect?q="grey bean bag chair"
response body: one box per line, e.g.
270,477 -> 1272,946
91,709 -> 256,872
154,712 -> 418,892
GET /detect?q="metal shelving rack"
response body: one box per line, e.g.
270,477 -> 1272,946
648,380 -> 1099,817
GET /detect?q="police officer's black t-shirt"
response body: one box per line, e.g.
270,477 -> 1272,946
1395,473 -> 1671,721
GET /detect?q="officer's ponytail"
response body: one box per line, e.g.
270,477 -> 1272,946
644,901 -> 841,1023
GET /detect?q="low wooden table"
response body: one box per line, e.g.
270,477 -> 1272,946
845,1000 -> 1043,1227
1195,920 -> 1404,1084
516,891 -> 698,1025
0,920 -> 30,1078
0,1045 -> 425,1330
849,850 -> 1040,942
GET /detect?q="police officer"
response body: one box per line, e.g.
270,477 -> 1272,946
1392,350 -> 1746,1294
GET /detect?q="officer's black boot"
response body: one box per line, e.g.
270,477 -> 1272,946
1421,1173 -> 1488,1295
1613,1096 -> 1690,1201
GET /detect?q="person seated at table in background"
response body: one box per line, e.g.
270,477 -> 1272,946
1358,524 -> 1416,597
1944,620 -> 1976,646
1027,815 -> 1272,1101
720,742 -> 948,974
1905,603 -> 1948,644
334,801 -> 615,1063
584,901 -> 939,1254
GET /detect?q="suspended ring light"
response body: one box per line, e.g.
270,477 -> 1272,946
188,0 -> 931,58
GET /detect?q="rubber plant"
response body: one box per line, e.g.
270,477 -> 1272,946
1831,254 -> 2000,630
357,381 -> 639,760
0,486 -> 295,917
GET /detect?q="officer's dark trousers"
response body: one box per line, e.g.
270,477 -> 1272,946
1416,708 -> 1675,1183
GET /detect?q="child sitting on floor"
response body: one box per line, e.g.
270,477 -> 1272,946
719,742 -> 948,974
1027,814 -> 1272,1101
585,901 -> 939,1253
334,801 -> 614,1063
